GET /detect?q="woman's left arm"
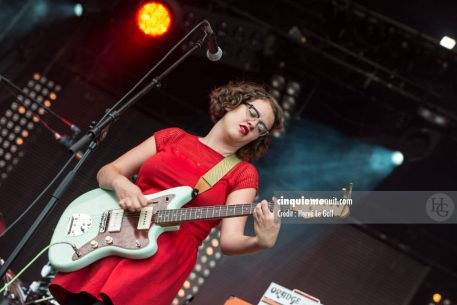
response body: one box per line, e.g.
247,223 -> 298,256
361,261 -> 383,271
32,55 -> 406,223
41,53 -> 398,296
219,188 -> 280,256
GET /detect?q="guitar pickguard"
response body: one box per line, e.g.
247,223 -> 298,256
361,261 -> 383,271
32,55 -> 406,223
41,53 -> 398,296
71,193 -> 176,261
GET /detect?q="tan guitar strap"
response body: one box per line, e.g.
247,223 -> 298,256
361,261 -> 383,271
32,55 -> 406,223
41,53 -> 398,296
193,154 -> 241,195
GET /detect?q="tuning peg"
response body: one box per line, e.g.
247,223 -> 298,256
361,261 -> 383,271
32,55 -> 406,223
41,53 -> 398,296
341,187 -> 347,200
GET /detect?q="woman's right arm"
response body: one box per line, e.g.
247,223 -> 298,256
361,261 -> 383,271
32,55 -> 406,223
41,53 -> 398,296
97,135 -> 157,212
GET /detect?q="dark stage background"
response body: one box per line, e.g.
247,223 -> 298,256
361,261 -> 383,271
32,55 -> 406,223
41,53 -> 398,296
0,0 -> 456,304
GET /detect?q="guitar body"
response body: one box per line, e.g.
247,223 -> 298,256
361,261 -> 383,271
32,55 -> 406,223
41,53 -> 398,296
49,186 -> 194,272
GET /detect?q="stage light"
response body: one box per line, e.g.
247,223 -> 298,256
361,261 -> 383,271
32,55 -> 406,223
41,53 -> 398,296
433,293 -> 442,303
418,107 -> 449,127
200,255 -> 207,263
269,89 -> 281,99
271,75 -> 286,90
391,151 -> 404,165
286,81 -> 301,97
440,36 -> 455,49
136,2 -> 173,37
272,130 -> 282,138
282,96 -> 296,111
211,238 -> 219,247
74,3 -> 83,17
370,147 -> 402,170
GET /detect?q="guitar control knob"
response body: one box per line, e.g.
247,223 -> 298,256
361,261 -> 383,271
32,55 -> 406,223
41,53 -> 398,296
105,236 -> 113,244
90,240 -> 99,248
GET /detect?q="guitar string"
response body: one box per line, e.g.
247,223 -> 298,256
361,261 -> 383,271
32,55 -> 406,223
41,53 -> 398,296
81,206 -> 266,229
73,204 -> 297,228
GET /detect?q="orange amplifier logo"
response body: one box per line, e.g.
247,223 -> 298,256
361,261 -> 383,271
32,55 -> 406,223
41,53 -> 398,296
258,282 -> 322,305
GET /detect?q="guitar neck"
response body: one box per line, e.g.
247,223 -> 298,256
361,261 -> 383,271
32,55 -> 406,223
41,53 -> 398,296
155,202 -> 282,225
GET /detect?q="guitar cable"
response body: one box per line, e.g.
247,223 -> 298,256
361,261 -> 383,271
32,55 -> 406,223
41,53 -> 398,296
0,241 -> 78,295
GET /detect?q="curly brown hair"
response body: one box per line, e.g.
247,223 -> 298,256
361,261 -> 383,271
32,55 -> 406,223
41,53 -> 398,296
209,81 -> 284,161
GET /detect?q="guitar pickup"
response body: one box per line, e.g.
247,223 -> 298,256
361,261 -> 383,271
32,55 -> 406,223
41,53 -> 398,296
137,207 -> 154,230
107,209 -> 124,232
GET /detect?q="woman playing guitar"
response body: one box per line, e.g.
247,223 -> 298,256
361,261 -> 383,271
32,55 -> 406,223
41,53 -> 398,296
49,81 -> 285,305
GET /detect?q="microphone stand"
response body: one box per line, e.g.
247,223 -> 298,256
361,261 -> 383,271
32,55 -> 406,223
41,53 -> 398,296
0,33 -> 206,279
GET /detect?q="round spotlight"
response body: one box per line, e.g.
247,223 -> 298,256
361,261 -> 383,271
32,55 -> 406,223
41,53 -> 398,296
269,88 -> 281,99
210,238 -> 219,248
433,293 -> 442,303
272,130 -> 282,138
271,75 -> 286,90
391,151 -> 404,166
74,3 -> 83,17
281,95 -> 296,111
136,2 -> 173,37
286,81 -> 301,97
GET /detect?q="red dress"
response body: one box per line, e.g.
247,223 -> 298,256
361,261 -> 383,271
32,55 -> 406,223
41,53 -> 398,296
49,128 -> 259,305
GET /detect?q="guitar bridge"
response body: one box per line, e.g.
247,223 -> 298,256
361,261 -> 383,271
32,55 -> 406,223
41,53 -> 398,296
99,211 -> 108,232
65,213 -> 92,237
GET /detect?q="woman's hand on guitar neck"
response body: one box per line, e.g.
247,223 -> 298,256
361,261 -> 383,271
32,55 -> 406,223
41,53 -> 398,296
253,199 -> 281,249
112,176 -> 148,212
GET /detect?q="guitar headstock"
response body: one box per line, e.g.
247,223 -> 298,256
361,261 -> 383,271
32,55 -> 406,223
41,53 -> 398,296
290,183 -> 352,220
339,182 -> 352,218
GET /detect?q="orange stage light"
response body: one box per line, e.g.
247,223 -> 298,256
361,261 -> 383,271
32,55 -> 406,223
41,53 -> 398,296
136,2 -> 173,37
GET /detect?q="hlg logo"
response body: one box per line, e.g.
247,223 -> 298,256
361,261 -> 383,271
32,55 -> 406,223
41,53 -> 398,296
426,193 -> 455,222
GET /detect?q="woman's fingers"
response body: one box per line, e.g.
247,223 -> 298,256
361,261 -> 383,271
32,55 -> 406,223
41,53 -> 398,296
119,194 -> 147,212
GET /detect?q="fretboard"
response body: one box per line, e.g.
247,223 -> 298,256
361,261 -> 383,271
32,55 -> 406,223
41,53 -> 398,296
155,202 -> 287,225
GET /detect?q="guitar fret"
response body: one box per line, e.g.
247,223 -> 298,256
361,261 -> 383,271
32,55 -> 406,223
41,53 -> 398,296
157,202 -> 272,225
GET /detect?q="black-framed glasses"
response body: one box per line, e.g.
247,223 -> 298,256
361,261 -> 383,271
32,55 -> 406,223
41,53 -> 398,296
244,102 -> 269,136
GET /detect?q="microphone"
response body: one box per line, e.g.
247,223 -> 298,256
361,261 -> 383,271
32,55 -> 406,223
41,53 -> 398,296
70,124 -> 81,135
55,133 -> 74,148
55,133 -> 83,159
203,23 -> 223,62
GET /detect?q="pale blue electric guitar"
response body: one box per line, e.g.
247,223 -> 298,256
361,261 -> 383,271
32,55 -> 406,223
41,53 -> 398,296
49,186 -> 350,272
